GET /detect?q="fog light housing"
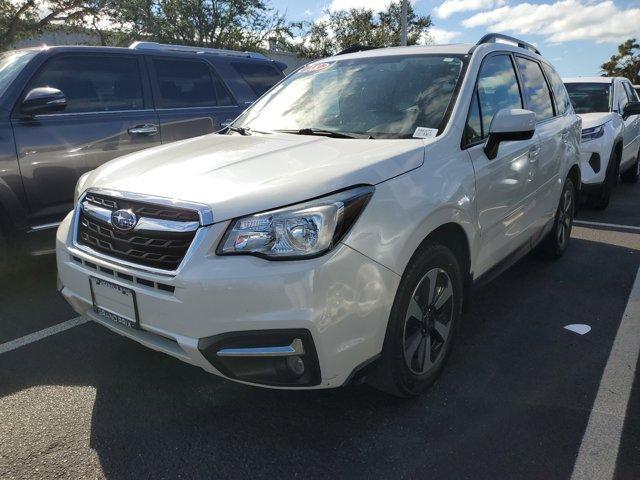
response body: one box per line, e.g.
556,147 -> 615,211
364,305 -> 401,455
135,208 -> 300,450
286,355 -> 305,377
198,329 -> 320,387
588,153 -> 601,173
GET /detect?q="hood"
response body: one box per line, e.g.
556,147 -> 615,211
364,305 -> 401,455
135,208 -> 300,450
83,133 -> 425,223
577,112 -> 613,129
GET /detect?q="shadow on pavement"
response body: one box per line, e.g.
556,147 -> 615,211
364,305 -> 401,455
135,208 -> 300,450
0,237 -> 638,479
0,254 -> 75,343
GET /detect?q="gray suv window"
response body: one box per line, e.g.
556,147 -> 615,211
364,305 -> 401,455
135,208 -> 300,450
231,61 -> 282,97
153,58 -> 234,108
25,54 -> 144,113
0,50 -> 37,97
515,57 -> 554,121
473,54 -> 523,139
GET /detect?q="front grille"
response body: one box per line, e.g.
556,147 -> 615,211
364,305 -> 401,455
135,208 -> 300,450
84,193 -> 199,222
77,193 -> 200,271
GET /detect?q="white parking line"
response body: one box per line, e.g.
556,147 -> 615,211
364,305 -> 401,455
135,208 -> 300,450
574,220 -> 640,232
571,266 -> 640,480
0,317 -> 87,355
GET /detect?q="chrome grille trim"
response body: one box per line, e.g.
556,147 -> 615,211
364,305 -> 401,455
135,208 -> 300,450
72,189 -> 213,276
134,217 -> 200,233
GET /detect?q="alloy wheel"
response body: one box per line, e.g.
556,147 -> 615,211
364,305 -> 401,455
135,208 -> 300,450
557,187 -> 574,248
402,268 -> 454,375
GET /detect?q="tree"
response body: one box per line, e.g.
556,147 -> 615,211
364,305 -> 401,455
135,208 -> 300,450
0,0 -> 105,50
106,0 -> 292,51
290,2 -> 432,60
601,39 -> 640,83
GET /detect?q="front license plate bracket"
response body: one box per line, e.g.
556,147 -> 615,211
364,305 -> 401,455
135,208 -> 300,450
89,276 -> 140,329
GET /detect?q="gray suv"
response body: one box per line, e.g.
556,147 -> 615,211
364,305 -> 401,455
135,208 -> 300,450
0,41 -> 285,263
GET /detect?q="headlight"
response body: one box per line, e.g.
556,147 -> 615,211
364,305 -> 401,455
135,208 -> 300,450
581,124 -> 605,142
73,172 -> 91,204
217,186 -> 374,259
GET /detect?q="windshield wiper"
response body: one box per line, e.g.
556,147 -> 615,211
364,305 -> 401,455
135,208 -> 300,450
276,128 -> 373,139
226,125 -> 252,136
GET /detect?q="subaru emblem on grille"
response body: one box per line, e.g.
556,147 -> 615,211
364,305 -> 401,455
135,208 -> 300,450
111,209 -> 137,231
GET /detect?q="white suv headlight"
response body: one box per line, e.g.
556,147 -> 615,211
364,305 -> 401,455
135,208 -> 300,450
581,124 -> 605,142
217,186 -> 374,259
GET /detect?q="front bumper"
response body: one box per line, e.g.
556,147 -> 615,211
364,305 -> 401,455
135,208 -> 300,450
578,137 -> 610,186
56,211 -> 400,389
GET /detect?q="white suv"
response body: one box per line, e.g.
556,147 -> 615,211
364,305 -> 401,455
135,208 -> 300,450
564,77 -> 640,209
57,34 -> 581,396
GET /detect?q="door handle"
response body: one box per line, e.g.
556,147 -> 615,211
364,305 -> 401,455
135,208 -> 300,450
128,124 -> 158,136
529,145 -> 540,161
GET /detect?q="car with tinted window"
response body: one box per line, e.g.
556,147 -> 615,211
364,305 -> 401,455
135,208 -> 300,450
0,42 -> 285,264
57,34 -> 580,396
563,77 -> 640,208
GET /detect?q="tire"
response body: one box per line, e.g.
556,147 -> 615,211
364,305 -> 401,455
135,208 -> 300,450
620,149 -> 640,184
0,226 -> 9,274
369,243 -> 464,397
587,151 -> 619,210
538,177 -> 576,259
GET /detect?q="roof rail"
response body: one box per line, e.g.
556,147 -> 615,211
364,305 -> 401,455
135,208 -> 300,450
129,41 -> 268,60
474,33 -> 540,55
336,45 -> 379,55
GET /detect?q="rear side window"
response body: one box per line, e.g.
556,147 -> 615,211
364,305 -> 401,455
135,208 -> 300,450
542,63 -> 571,115
231,61 -> 283,97
26,54 -> 143,113
153,58 -> 234,108
473,54 -> 523,139
515,57 -> 554,121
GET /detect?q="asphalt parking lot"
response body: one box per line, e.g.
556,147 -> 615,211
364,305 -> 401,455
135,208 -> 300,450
1,185 -> 639,480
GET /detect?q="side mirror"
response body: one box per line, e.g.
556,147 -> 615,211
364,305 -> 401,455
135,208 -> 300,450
484,108 -> 536,160
623,101 -> 640,119
21,87 -> 66,116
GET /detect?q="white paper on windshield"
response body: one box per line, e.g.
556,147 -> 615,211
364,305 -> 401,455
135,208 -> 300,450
413,127 -> 439,139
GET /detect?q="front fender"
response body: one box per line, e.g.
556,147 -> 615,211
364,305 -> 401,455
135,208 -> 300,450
342,154 -> 478,278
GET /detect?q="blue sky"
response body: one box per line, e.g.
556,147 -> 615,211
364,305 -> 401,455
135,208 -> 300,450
269,0 -> 640,77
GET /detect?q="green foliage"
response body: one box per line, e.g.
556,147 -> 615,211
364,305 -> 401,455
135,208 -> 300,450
105,0 -> 292,51
601,39 -> 640,83
0,0 -> 433,60
0,0 -> 105,50
290,2 -> 432,60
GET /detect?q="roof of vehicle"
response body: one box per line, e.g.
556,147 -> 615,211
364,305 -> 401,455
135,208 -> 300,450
9,42 -> 275,63
323,34 -> 545,63
326,43 -> 475,61
563,77 -> 621,84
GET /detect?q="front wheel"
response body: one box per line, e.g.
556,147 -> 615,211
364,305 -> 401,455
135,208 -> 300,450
538,177 -> 576,259
620,149 -> 640,184
369,243 -> 463,397
587,152 -> 618,209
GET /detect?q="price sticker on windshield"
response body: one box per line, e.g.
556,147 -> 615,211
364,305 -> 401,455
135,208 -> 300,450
413,127 -> 439,139
299,62 -> 333,73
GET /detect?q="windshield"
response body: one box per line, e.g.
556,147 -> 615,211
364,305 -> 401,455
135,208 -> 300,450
0,50 -> 37,98
564,82 -> 611,114
234,54 -> 466,139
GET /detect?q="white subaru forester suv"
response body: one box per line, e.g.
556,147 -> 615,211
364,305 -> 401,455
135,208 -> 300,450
563,77 -> 640,209
57,34 -> 581,396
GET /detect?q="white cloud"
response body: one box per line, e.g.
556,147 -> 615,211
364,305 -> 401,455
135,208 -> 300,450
462,0 -> 640,43
428,27 -> 462,44
434,0 -> 507,19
